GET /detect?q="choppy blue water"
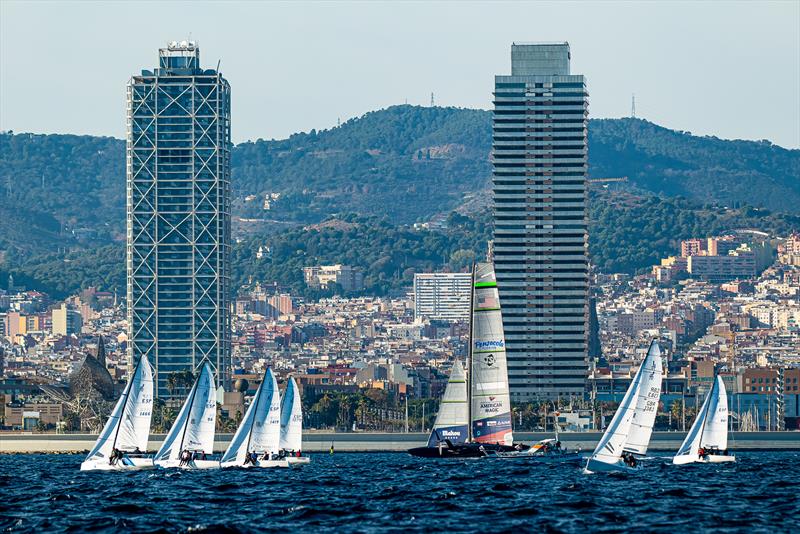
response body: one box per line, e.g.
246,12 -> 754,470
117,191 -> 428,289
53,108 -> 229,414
0,452 -> 798,533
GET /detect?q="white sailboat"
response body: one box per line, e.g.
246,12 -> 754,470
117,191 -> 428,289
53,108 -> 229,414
280,376 -> 310,465
80,356 -> 155,471
220,368 -> 287,468
154,362 -> 219,469
409,263 -> 519,458
673,374 -> 735,465
585,340 -> 663,473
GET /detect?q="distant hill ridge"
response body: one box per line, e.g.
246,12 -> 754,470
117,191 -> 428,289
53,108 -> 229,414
1,104 -> 798,259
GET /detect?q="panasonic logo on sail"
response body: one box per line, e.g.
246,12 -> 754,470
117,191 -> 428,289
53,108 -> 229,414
474,340 -> 504,350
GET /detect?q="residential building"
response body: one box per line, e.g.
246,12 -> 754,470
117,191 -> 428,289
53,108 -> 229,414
51,304 -> 82,336
778,234 -> 800,266
687,248 -> 757,282
127,41 -> 232,396
303,265 -> 364,292
681,238 -> 707,257
413,272 -> 471,321
492,42 -> 589,400
741,367 -> 800,394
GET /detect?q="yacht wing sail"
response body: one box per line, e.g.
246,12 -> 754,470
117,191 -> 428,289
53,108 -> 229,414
470,263 -> 513,446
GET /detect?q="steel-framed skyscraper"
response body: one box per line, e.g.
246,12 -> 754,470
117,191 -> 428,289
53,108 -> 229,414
493,43 -> 588,401
127,41 -> 231,397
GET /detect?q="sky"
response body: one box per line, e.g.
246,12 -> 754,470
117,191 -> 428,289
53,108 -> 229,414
1,1 -> 799,148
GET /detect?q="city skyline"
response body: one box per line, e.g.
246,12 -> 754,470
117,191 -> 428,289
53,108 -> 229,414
1,1 -> 799,148
1,2 -> 799,529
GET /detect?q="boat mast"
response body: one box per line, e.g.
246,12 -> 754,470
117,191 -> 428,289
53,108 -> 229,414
110,355 -> 142,451
178,364 -> 203,453
467,262 -> 476,443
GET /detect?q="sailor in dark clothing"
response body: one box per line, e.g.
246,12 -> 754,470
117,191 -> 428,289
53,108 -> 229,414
621,452 -> 637,467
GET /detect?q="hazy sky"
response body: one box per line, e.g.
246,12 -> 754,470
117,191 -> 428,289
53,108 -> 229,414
1,1 -> 799,148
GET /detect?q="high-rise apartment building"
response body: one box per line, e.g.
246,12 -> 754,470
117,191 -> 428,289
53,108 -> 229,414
493,43 -> 589,400
413,272 -> 472,321
127,41 -> 231,397
52,304 -> 83,336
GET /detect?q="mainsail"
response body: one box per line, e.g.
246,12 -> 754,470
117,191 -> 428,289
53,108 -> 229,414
675,374 -> 729,459
587,341 -> 663,469
249,369 -> 282,456
426,359 -> 468,447
154,362 -> 217,461
622,342 -> 663,455
470,263 -> 513,446
221,369 -> 280,464
85,356 -> 154,461
279,376 -> 303,452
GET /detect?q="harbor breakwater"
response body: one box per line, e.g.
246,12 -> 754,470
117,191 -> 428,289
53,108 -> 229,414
1,431 -> 799,453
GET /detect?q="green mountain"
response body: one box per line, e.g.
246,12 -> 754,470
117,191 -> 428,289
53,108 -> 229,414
232,106 -> 490,223
5,191 -> 799,299
589,118 -> 800,213
1,105 -> 798,296
0,133 -> 124,257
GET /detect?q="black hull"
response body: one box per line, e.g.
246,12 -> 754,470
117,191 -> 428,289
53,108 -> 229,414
408,443 -> 528,458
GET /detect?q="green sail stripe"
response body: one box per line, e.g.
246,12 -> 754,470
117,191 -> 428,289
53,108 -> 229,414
473,349 -> 506,354
474,307 -> 501,312
474,281 -> 497,288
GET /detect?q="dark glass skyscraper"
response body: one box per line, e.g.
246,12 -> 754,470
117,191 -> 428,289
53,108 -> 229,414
493,43 -> 589,401
127,41 -> 231,397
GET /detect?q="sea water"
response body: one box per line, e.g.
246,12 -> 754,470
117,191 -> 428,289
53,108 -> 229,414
0,452 -> 798,532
